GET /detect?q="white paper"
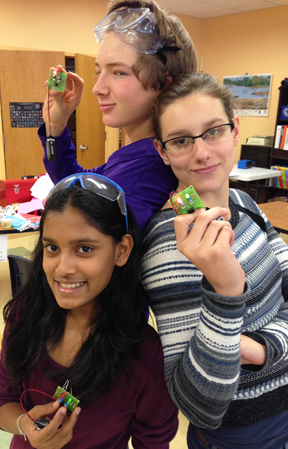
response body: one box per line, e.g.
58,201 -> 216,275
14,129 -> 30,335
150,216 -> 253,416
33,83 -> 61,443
30,174 -> 54,201
0,234 -> 8,262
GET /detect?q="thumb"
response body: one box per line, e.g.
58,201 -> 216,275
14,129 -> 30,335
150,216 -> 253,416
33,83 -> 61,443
29,399 -> 60,420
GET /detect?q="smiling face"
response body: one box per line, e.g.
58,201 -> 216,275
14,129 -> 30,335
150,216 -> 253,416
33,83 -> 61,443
92,31 -> 159,142
42,206 -> 131,318
155,92 -> 239,206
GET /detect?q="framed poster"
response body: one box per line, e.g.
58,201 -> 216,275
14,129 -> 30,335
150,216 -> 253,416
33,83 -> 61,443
223,73 -> 272,117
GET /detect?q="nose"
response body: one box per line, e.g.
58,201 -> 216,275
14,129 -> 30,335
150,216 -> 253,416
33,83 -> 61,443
92,73 -> 110,97
55,252 -> 76,277
193,137 -> 211,163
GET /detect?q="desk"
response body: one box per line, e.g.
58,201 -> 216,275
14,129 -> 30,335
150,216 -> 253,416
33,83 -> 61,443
258,201 -> 288,234
229,165 -> 281,203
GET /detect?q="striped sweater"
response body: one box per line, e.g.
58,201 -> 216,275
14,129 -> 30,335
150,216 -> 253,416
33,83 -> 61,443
141,189 -> 288,430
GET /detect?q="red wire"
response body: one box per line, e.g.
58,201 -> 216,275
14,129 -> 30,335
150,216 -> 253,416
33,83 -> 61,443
47,88 -> 52,137
20,389 -> 56,422
169,191 -> 181,215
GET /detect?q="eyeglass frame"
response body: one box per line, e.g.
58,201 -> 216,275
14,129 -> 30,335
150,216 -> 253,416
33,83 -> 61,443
161,123 -> 235,153
47,173 -> 129,234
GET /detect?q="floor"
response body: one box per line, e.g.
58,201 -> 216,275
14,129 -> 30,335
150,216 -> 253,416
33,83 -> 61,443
0,232 -> 189,448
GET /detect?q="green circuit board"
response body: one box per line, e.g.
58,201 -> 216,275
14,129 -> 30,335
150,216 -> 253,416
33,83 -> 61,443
47,70 -> 67,92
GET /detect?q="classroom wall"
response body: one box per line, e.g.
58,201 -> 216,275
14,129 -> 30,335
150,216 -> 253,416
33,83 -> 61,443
201,5 -> 288,160
0,1 -> 287,178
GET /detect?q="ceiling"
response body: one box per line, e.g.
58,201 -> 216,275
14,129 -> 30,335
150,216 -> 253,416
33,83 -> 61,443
157,0 -> 288,18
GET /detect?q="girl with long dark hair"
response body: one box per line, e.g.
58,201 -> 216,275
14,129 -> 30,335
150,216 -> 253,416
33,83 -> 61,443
0,173 -> 178,448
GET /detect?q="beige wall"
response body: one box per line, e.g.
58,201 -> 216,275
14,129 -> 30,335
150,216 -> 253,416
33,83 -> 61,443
201,6 -> 288,160
0,1 -> 287,178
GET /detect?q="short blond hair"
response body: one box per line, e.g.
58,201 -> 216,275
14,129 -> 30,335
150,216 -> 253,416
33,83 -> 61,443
107,0 -> 197,90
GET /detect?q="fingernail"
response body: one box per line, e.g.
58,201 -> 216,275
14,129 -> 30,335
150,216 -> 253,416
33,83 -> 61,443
60,407 -> 67,415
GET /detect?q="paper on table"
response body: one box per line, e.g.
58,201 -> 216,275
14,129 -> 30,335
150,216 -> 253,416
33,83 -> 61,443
30,174 -> 54,201
0,234 -> 8,262
18,198 -> 44,214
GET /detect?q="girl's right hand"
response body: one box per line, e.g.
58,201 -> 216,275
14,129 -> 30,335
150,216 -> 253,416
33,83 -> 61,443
174,207 -> 246,297
20,400 -> 81,449
43,65 -> 84,137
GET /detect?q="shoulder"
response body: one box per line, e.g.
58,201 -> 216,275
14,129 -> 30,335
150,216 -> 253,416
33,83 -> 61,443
138,323 -> 165,366
229,188 -> 260,212
142,209 -> 176,253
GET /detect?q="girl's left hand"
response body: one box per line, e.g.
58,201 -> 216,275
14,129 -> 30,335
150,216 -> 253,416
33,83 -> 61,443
174,207 -> 246,297
240,334 -> 266,366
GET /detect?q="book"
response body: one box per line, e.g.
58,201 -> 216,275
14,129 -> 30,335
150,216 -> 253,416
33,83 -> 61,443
274,125 -> 283,149
280,125 -> 288,149
284,128 -> 288,150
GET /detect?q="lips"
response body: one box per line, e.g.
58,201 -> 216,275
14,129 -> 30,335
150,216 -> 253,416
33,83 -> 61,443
56,281 -> 86,293
98,103 -> 115,112
192,164 -> 219,175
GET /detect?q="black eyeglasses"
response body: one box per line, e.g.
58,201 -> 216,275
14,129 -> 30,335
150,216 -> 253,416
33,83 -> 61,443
161,123 -> 235,154
47,173 -> 128,233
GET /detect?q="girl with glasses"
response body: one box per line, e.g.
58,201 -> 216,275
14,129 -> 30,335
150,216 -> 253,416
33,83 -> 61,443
142,73 -> 288,449
38,0 -> 197,235
0,174 -> 178,448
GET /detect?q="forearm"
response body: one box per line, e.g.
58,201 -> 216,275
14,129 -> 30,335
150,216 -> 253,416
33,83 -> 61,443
165,281 -> 248,428
0,402 -> 24,435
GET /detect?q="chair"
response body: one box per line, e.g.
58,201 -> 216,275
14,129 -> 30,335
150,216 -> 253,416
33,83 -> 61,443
8,254 -> 32,296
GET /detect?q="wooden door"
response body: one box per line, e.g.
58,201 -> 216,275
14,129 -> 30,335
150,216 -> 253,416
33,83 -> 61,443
0,50 -> 65,179
75,54 -> 105,169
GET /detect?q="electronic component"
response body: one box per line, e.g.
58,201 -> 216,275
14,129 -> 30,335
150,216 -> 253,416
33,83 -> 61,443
46,137 -> 56,161
35,418 -> 51,430
47,70 -> 67,93
170,185 -> 205,215
53,386 -> 80,412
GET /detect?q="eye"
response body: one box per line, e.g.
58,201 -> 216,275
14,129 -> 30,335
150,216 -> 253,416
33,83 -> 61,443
206,127 -> 219,137
114,70 -> 127,76
171,137 -> 192,147
44,244 -> 58,253
78,246 -> 92,254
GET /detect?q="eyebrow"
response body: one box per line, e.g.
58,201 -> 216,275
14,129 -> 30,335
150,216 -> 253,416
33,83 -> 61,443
42,237 -> 100,245
164,118 -> 227,140
94,61 -> 131,69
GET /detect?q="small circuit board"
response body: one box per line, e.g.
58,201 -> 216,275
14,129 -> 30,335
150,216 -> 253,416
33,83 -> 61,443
47,70 -> 67,92
53,386 -> 80,412
170,185 -> 205,215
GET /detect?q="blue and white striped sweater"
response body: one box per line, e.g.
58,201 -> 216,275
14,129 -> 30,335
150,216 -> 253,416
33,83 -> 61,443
141,189 -> 288,429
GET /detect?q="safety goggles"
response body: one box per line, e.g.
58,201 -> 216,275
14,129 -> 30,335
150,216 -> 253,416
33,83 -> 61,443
93,8 -> 164,55
47,173 -> 128,233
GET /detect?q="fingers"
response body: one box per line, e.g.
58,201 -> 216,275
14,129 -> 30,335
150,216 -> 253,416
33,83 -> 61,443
174,207 -> 230,252
26,401 -> 81,449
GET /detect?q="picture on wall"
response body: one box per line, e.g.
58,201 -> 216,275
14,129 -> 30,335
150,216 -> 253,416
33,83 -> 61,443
223,73 -> 272,117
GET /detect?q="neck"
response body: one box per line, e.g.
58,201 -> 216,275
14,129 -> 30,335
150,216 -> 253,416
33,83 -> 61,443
123,118 -> 155,145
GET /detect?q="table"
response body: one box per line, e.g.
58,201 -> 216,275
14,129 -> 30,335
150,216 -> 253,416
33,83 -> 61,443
229,165 -> 281,203
258,201 -> 288,234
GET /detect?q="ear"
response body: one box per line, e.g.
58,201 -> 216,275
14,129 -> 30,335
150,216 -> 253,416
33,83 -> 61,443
154,138 -> 170,166
165,72 -> 173,86
115,234 -> 134,267
233,116 -> 240,147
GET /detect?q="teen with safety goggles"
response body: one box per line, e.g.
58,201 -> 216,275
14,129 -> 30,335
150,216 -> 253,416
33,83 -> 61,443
38,0 -> 197,235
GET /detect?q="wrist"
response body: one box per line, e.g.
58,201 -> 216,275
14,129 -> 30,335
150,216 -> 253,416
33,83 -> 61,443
45,122 -> 66,138
17,414 -> 27,441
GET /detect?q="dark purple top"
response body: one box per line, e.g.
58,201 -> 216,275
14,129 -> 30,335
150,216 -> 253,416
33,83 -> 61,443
38,124 -> 177,234
0,322 -> 178,449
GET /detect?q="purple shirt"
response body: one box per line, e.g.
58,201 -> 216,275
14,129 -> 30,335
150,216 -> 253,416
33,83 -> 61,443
38,124 -> 177,234
0,322 -> 178,449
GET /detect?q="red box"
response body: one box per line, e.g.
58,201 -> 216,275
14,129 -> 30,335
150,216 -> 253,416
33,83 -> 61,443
0,178 -> 36,207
